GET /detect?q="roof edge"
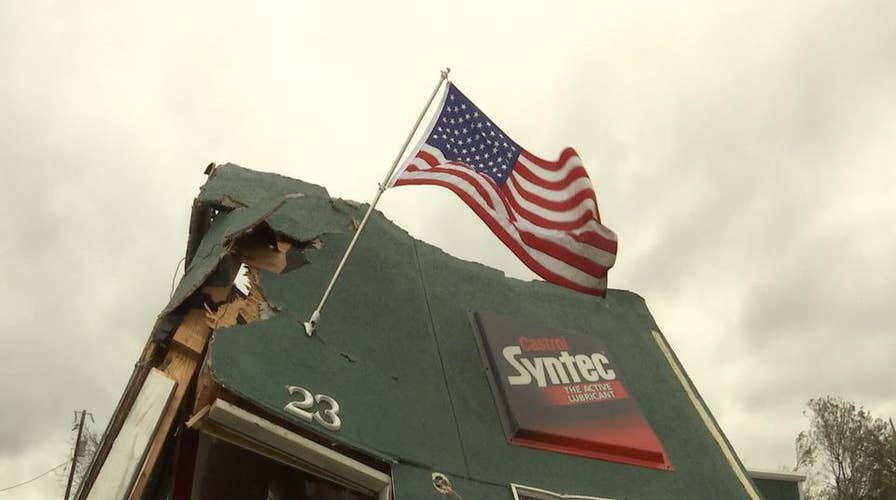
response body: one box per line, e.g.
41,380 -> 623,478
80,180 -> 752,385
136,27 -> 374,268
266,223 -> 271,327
747,469 -> 807,482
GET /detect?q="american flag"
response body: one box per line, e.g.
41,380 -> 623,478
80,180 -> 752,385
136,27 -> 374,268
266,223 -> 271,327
389,83 -> 618,296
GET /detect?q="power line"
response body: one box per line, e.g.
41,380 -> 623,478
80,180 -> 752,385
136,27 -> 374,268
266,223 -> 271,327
170,256 -> 186,297
0,461 -> 69,493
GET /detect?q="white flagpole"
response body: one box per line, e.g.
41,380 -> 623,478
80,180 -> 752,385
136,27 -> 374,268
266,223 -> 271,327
303,68 -> 450,336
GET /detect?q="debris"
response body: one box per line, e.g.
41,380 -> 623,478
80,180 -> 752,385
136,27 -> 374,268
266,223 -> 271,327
204,268 -> 268,329
232,231 -> 308,275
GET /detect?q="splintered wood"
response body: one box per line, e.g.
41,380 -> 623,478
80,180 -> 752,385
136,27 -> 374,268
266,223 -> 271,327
234,238 -> 295,272
232,227 -> 312,274
128,308 -> 212,500
128,232 -> 295,499
204,268 -> 265,329
82,215 -> 313,500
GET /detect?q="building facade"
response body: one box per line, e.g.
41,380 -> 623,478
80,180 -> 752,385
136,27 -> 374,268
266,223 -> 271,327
78,164 -> 802,500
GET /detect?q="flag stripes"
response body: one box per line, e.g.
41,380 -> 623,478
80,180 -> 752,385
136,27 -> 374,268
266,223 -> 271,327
394,146 -> 616,296
390,83 -> 617,296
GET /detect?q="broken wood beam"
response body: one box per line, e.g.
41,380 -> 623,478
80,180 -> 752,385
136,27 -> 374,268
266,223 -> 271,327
127,308 -> 211,500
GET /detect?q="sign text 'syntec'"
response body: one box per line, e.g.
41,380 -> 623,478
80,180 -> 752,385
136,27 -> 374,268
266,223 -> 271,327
504,336 -> 616,388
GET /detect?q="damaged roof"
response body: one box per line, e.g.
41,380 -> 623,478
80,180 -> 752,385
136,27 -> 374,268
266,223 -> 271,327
168,164 -> 760,499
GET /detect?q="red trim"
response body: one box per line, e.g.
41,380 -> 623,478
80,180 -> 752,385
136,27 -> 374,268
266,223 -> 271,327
511,430 -> 672,471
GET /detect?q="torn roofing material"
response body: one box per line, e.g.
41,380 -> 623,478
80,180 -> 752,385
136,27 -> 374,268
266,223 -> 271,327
198,163 -> 329,208
152,165 -> 362,341
161,164 -> 763,499
163,193 -> 294,317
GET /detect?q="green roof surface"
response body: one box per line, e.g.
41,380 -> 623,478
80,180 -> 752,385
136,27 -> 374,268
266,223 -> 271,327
187,164 -> 762,499
752,477 -> 802,500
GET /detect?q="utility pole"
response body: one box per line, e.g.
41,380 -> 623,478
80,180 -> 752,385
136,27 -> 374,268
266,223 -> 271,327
64,410 -> 87,500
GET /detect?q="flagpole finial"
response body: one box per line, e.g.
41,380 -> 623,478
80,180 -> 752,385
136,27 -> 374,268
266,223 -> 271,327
441,67 -> 451,81
303,310 -> 320,336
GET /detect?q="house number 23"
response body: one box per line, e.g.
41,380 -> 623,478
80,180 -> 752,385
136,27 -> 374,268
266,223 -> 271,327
284,385 -> 342,431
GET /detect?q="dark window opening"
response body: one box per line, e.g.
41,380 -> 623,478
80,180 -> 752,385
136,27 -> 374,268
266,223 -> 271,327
191,434 -> 375,500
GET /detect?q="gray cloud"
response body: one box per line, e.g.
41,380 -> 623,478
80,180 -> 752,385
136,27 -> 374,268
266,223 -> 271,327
1,1 -> 894,497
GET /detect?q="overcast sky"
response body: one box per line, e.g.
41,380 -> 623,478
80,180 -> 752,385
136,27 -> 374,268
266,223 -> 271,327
2,1 -> 894,497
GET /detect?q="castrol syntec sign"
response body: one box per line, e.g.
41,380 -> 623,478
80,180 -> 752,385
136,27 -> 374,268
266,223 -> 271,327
471,311 -> 671,470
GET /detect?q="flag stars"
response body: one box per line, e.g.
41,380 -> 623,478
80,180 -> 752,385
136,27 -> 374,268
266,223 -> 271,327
422,88 -> 521,185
